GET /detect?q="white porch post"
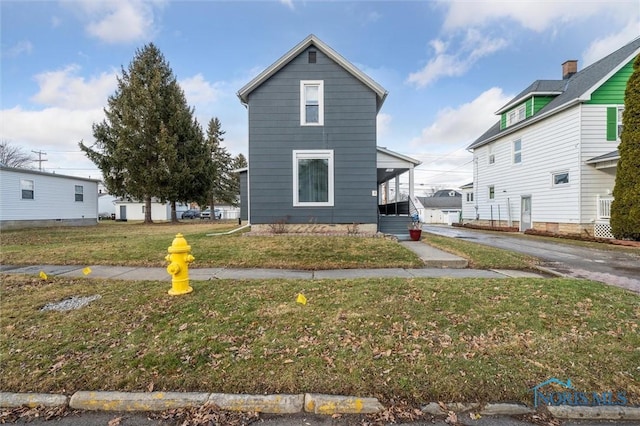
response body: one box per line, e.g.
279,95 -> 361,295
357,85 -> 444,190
408,166 -> 415,199
395,177 -> 400,204
384,182 -> 389,205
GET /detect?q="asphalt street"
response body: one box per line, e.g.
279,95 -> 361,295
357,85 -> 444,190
9,410 -> 640,425
422,225 -> 640,293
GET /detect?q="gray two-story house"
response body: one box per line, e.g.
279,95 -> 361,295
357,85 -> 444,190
237,34 -> 420,234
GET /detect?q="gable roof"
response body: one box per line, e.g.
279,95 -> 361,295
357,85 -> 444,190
418,196 -> 462,209
237,34 -> 388,111
468,37 -> 640,150
0,164 -> 100,182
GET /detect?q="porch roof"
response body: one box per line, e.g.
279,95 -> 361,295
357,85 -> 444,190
586,150 -> 619,169
376,146 -> 421,185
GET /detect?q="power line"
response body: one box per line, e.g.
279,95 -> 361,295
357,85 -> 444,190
31,150 -> 47,171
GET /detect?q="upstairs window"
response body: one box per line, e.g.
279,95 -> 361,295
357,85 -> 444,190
513,139 -> 522,164
506,104 -> 526,127
617,107 -> 624,138
606,106 -> 625,141
293,150 -> 334,206
75,185 -> 84,202
300,80 -> 324,126
21,179 -> 34,200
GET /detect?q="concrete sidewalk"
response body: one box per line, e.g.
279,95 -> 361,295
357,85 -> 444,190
0,240 -> 549,280
0,264 -> 546,280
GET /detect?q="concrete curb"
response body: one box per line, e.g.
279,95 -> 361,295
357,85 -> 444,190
69,391 -> 209,411
208,393 -> 303,414
304,393 -> 384,414
0,392 -> 68,408
547,405 -> 640,420
1,392 -> 640,420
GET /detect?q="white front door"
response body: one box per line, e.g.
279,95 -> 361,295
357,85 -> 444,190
520,196 -> 531,231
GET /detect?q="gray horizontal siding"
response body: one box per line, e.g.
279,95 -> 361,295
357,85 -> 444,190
247,46 -> 378,225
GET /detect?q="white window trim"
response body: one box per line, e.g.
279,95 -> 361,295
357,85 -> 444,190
513,139 -> 522,164
75,185 -> 84,202
552,171 -> 570,187
300,80 -> 324,126
21,179 -> 34,200
617,106 -> 624,140
506,104 -> 526,127
292,149 -> 334,207
488,185 -> 495,201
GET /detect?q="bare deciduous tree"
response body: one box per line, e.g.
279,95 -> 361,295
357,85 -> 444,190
0,140 -> 35,169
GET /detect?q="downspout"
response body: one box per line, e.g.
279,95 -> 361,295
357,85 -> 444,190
577,104 -> 582,229
241,101 -> 251,226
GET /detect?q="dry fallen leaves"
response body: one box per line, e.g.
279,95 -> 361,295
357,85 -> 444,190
153,404 -> 260,426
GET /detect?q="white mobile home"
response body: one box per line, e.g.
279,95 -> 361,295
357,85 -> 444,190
0,165 -> 99,230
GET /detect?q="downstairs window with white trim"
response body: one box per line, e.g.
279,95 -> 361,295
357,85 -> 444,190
293,150 -> 334,207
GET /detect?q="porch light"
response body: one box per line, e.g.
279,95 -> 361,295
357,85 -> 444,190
385,168 -> 394,172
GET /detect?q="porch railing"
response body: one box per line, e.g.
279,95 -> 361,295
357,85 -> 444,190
597,195 -> 613,220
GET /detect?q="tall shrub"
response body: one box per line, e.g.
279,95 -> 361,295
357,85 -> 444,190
611,54 -> 640,240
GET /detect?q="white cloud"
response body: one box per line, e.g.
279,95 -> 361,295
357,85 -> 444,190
280,0 -> 294,10
70,0 -> 166,44
5,40 -> 33,57
1,107 -> 102,146
583,20 -> 640,66
376,112 -> 392,139
407,31 -> 507,88
31,65 -> 117,110
442,0 -> 617,32
411,87 -> 511,148
180,74 -> 223,108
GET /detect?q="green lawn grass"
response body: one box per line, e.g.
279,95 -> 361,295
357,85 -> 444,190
0,222 -> 423,270
1,274 -> 638,406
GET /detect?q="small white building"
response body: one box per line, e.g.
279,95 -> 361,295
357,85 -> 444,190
113,198 -> 189,221
98,191 -> 117,219
417,190 -> 462,225
0,165 -> 99,230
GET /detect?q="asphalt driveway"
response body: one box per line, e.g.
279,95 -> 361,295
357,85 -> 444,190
422,225 -> 640,294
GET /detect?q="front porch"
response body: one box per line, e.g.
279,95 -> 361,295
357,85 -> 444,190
595,195 -> 614,239
376,147 -> 422,236
587,150 -> 618,239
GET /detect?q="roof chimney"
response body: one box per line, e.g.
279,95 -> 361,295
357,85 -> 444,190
562,60 -> 578,79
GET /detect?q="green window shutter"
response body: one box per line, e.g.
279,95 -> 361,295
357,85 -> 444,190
606,107 -> 617,141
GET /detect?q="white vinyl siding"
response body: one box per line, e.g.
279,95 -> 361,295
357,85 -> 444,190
579,104 -> 619,221
473,107 -> 581,225
1,169 -> 98,221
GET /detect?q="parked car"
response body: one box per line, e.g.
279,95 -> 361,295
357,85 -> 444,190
181,209 -> 201,219
200,208 -> 222,219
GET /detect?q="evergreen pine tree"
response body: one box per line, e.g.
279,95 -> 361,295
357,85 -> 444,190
202,117 -> 235,218
611,54 -> 640,241
80,43 -> 191,223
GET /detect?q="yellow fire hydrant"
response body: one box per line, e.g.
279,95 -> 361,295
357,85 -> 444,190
165,233 -> 195,296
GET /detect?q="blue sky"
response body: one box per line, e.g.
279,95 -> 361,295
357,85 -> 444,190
1,0 -> 638,194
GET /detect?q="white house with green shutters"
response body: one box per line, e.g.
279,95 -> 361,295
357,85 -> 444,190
464,37 -> 640,238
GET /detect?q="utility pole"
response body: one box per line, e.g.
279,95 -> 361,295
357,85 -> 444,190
31,150 -> 47,171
